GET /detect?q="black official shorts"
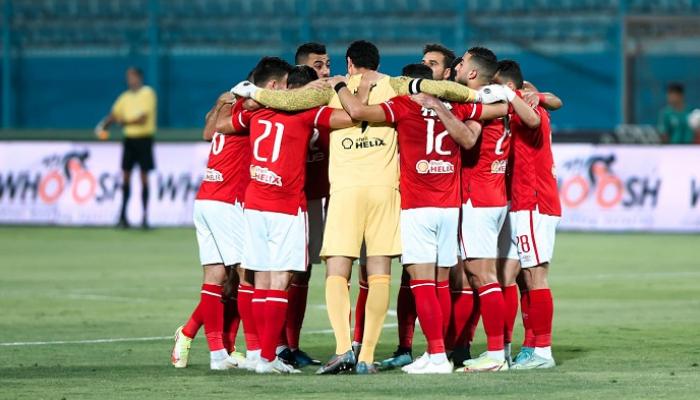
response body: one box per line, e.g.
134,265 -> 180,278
121,137 -> 155,171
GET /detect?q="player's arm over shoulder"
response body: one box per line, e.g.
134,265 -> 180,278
214,98 -> 252,135
480,103 -> 508,121
253,85 -> 333,112
389,76 -> 478,102
331,77 -> 387,123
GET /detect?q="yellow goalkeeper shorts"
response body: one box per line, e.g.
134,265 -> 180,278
320,186 -> 401,259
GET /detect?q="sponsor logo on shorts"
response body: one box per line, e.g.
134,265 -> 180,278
416,160 -> 455,174
551,164 -> 557,179
203,168 -> 223,182
491,160 -> 507,174
250,165 -> 282,186
341,136 -> 386,150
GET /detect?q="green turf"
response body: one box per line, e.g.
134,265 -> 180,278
1,227 -> 699,399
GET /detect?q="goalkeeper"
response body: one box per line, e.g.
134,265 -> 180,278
232,40 -> 507,374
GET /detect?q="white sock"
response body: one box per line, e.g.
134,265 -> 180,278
247,349 -> 261,360
429,352 -> 448,364
487,350 -> 505,361
210,349 -> 228,361
534,346 -> 552,359
276,345 -> 288,355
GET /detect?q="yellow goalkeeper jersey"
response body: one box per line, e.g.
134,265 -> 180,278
327,74 -> 399,192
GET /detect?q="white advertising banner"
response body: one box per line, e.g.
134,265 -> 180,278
0,141 -> 211,226
553,144 -> 700,232
1,142 -> 699,231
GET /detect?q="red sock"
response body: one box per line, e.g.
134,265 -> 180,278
447,287 -> 474,349
353,281 -> 368,343
252,288 -> 268,349
286,283 -> 308,351
436,280 -> 451,336
520,290 -> 535,347
222,297 -> 240,353
397,282 -> 416,349
528,288 -> 553,348
182,302 -> 203,339
200,284 -> 225,352
478,282 -> 505,351
502,284 -> 519,345
236,284 -> 260,351
410,280 -> 445,354
261,290 -> 289,362
467,294 -> 481,345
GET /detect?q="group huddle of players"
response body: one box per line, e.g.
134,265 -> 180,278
169,40 -> 563,375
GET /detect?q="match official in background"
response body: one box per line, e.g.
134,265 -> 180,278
657,82 -> 693,144
96,67 -> 157,229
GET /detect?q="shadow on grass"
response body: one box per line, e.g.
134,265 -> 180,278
553,345 -> 589,366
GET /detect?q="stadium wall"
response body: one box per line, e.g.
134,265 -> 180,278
9,51 -> 622,131
1,141 -> 699,232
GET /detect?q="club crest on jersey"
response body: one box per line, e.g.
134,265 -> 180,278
250,165 -> 282,186
491,160 -> 507,174
420,101 -> 453,117
416,160 -> 455,174
203,168 -> 223,182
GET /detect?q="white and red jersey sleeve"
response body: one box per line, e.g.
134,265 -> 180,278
231,102 -> 252,132
380,96 -> 462,209
245,106 -> 333,215
450,102 -> 483,122
196,101 -> 251,204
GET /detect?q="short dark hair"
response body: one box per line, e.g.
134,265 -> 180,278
467,46 -> 498,82
295,42 -> 327,64
496,60 -> 524,89
252,57 -> 293,86
346,40 -> 380,71
667,82 -> 684,95
423,43 -> 456,69
287,65 -> 319,89
468,46 -> 497,63
449,57 -> 462,81
127,67 -> 143,79
401,63 -> 433,80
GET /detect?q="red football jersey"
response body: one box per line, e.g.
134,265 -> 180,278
304,126 -> 331,200
196,101 -> 250,204
508,105 -> 561,216
380,96 -> 482,209
461,117 -> 510,207
232,106 -> 333,215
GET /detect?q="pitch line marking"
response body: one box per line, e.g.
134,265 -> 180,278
0,324 -> 399,347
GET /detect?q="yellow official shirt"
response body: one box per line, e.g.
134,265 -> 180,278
327,74 -> 399,192
111,86 -> 157,138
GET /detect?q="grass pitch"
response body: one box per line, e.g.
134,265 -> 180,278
0,227 -> 699,399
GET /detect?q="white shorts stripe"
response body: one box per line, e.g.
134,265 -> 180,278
266,297 -> 289,303
409,283 -> 436,289
478,287 -> 502,296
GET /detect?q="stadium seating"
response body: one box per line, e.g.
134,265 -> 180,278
9,0 -> 700,52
